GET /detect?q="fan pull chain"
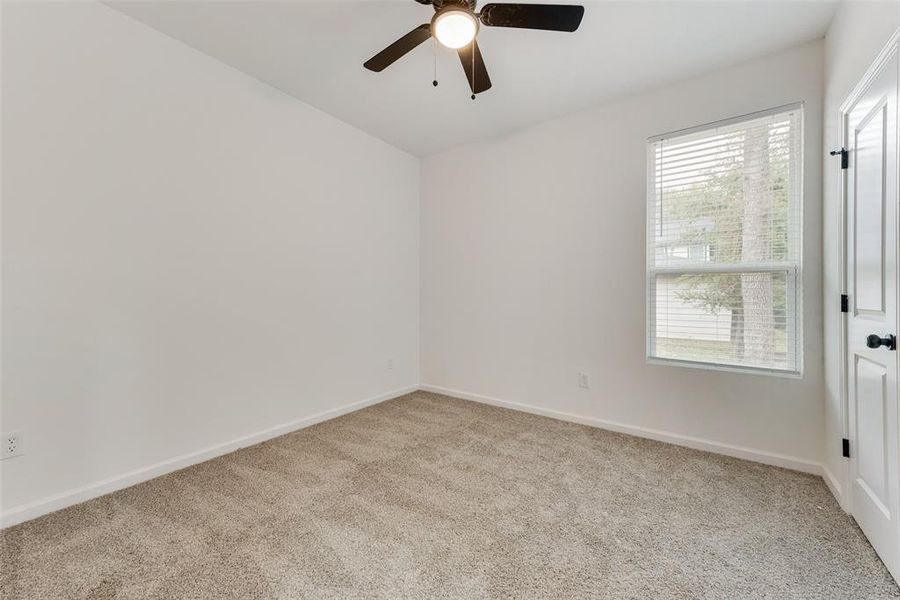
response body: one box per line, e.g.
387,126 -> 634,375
432,38 -> 438,87
470,39 -> 475,100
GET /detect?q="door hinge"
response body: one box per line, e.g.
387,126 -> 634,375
842,438 -> 850,458
841,294 -> 849,313
830,148 -> 848,169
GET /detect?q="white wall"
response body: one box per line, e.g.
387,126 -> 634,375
0,2 -> 420,524
822,2 -> 900,506
421,41 -> 824,470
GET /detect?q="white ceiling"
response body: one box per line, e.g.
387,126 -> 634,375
107,0 -> 838,156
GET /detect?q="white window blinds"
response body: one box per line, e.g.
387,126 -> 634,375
647,104 -> 803,374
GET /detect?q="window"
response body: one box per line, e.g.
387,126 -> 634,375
647,104 -> 803,375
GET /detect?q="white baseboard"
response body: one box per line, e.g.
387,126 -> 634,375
822,464 -> 845,509
420,384 -> 824,476
822,461 -> 852,512
0,385 -> 418,529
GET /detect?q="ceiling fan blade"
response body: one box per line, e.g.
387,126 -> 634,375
364,24 -> 431,72
479,4 -> 584,32
458,40 -> 492,94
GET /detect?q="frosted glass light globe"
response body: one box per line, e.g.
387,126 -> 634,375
433,10 -> 478,49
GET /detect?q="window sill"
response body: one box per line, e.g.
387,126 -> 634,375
646,356 -> 803,379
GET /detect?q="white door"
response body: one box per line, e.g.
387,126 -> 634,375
846,42 -> 900,579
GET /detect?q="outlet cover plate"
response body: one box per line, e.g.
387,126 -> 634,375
578,372 -> 590,389
2,431 -> 23,460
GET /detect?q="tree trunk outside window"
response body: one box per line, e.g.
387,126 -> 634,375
739,126 -> 774,363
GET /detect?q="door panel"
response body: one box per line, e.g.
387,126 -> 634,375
846,46 -> 899,580
854,103 -> 886,315
855,354 -> 889,515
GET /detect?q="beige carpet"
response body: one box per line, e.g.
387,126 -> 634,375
1,391 -> 898,599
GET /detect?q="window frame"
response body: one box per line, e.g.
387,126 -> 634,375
645,102 -> 804,378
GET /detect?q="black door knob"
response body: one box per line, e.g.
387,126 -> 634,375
866,334 -> 897,351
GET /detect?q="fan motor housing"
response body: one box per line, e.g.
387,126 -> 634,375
432,0 -> 478,11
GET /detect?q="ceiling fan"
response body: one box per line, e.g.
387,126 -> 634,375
363,0 -> 584,98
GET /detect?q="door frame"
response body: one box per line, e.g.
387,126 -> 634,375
839,27 -> 900,516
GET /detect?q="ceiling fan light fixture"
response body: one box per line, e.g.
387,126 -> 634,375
432,8 -> 478,49
364,1 -> 586,96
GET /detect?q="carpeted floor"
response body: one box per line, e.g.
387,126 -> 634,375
1,391 -> 898,599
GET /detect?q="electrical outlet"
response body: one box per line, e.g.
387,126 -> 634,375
387,357 -> 394,370
1,431 -> 23,460
578,372 -> 590,389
